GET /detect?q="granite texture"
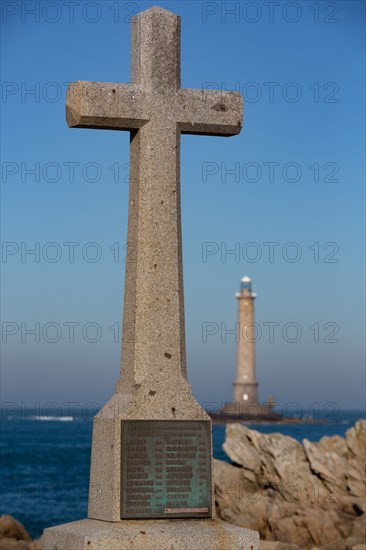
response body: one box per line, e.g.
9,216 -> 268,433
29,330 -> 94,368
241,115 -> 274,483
63,5 -> 243,525
42,518 -> 259,550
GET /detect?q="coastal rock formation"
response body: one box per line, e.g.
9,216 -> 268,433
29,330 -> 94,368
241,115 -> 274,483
0,516 -> 41,550
214,420 -> 366,549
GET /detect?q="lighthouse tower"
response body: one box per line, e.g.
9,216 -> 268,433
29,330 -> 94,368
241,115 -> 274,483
233,276 -> 258,405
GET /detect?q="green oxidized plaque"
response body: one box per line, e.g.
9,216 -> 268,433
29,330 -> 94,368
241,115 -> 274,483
121,420 -> 212,519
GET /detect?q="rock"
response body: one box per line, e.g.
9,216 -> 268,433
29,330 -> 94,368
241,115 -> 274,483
346,420 -> 366,460
0,516 -> 41,550
0,516 -> 31,542
0,539 -> 42,550
215,420 -> 366,549
0,540 -> 29,550
260,542 -> 300,549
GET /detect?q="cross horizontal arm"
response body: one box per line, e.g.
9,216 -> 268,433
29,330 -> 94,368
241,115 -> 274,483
66,81 -> 149,130
176,89 -> 243,136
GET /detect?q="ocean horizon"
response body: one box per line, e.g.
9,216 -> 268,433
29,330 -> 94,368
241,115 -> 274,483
1,409 -> 365,539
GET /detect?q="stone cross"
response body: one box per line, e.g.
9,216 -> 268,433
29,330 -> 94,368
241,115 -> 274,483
67,6 -> 242,398
44,6 -> 259,548
66,5 -> 242,523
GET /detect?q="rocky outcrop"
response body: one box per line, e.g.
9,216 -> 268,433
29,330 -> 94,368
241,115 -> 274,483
214,420 -> 366,549
0,516 -> 41,550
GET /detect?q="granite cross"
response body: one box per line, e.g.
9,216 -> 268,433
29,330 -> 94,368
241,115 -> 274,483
44,7 -> 260,546
65,5 -> 243,525
66,6 -> 242,398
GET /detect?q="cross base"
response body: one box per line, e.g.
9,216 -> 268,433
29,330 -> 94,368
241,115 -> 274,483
87,391 -> 212,522
42,518 -> 259,550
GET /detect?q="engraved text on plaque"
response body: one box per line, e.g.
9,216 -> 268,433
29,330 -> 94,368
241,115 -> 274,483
121,420 -> 212,519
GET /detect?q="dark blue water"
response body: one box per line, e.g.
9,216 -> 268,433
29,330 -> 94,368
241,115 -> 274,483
1,410 -> 364,539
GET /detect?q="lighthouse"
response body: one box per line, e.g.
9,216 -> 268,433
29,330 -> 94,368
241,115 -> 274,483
233,276 -> 258,405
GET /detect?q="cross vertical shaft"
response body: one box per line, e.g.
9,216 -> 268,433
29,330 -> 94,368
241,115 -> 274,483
119,119 -> 187,395
119,9 -> 184,395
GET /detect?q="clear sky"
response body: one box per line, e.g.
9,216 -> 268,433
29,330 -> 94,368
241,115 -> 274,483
1,0 -> 365,413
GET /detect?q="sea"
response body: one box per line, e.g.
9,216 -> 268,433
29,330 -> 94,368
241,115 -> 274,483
1,408 -> 364,539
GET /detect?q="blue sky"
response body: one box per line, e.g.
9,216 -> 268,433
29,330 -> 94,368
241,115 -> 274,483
1,0 -> 365,412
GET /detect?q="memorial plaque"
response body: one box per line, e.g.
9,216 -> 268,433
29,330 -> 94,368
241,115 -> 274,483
121,420 -> 212,519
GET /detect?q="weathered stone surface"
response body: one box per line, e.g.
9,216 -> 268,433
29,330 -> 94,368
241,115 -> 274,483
42,518 -> 259,550
214,420 -> 366,549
